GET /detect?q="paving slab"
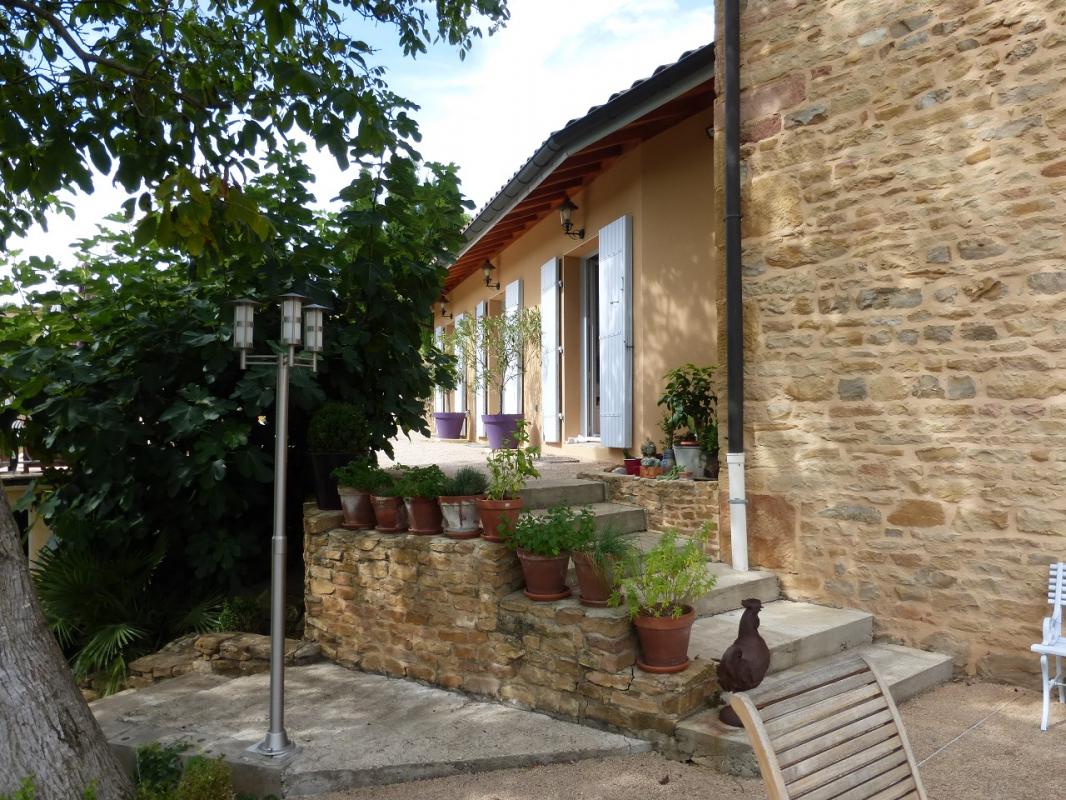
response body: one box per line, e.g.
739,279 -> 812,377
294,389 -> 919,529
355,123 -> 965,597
92,663 -> 650,797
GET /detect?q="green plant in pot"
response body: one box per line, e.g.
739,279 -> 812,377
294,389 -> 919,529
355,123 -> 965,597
657,364 -> 719,479
332,460 -> 386,530
395,464 -> 447,536
370,469 -> 408,533
502,504 -> 584,601
477,420 -> 540,542
612,526 -> 716,673
571,516 -> 639,608
439,466 -> 489,540
308,402 -> 371,510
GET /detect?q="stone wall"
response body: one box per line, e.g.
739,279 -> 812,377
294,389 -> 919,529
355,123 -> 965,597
580,472 -> 721,557
304,508 -> 716,740
713,0 -> 1066,682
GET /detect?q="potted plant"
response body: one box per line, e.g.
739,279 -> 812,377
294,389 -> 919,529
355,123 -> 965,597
308,402 -> 371,510
453,308 -> 542,449
370,470 -> 408,533
572,517 -> 639,607
613,527 -> 716,673
477,420 -> 540,542
502,504 -> 583,601
657,364 -> 718,479
439,466 -> 489,539
332,460 -> 386,530
640,455 -> 662,479
396,464 -> 447,536
432,328 -> 466,439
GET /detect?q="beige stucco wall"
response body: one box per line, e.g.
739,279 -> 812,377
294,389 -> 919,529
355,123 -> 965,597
438,110 -> 717,460
714,0 -> 1066,683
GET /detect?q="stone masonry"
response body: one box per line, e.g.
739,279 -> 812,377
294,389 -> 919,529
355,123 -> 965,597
713,0 -> 1066,682
579,472 -> 721,558
303,507 -> 716,740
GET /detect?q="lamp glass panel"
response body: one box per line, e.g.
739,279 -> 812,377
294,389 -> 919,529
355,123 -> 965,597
281,296 -> 303,345
303,307 -> 324,352
233,301 -> 255,350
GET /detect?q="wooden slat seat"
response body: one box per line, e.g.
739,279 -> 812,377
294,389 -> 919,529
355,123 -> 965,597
729,653 -> 928,800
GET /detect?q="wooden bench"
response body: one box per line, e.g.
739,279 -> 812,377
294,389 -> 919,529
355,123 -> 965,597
1032,561 -> 1065,731
729,653 -> 928,800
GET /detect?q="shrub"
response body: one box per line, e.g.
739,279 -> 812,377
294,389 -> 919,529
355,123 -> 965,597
331,461 -> 387,493
215,595 -> 269,634
612,526 -> 716,619
307,403 -> 370,454
172,756 -> 234,800
657,363 -> 718,457
503,505 -> 586,556
441,466 -> 488,497
394,464 -> 447,498
484,420 -> 539,500
135,742 -> 186,800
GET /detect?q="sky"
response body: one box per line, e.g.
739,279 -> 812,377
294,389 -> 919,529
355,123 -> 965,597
4,0 -> 714,267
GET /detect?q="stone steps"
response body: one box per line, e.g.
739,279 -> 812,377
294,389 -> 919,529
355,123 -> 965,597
520,478 -> 607,509
688,600 -> 874,675
528,500 -> 648,535
674,643 -> 955,776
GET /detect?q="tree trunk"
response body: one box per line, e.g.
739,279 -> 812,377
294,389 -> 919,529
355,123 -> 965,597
0,491 -> 132,798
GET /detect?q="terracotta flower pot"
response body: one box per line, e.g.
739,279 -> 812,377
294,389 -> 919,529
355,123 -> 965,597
572,551 -> 613,607
477,497 -> 523,542
337,486 -> 375,530
517,549 -> 571,601
440,495 -> 482,539
371,495 -> 408,532
405,496 -> 443,536
640,466 -> 663,478
633,605 -> 696,674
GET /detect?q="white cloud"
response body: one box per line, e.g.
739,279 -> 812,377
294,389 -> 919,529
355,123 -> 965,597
4,0 -> 713,272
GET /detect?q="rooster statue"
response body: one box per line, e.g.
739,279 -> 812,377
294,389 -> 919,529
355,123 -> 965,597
716,598 -> 771,727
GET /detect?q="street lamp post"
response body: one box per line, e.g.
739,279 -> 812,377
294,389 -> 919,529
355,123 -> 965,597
232,293 -> 327,758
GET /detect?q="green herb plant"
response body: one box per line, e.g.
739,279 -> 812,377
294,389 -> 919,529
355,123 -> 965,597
441,466 -> 489,497
485,420 -> 540,500
395,464 -> 448,499
332,461 -> 387,493
612,525 -> 717,619
573,519 -> 639,583
308,403 -> 370,454
370,470 -> 401,498
502,504 -> 584,556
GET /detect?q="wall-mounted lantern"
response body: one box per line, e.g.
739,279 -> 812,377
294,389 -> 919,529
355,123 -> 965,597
440,299 -> 454,320
482,260 -> 500,290
559,196 -> 585,240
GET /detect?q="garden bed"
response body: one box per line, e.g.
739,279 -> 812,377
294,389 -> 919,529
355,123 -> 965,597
304,506 -> 717,740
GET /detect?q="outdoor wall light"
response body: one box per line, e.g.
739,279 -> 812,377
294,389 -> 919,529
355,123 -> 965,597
439,299 -> 454,320
559,196 -> 585,240
228,291 -> 328,758
482,260 -> 500,290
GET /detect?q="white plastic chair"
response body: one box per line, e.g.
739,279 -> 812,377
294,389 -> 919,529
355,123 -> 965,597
1032,562 -> 1066,731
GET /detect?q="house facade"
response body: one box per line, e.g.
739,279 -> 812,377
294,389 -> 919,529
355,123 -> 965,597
434,46 -> 716,459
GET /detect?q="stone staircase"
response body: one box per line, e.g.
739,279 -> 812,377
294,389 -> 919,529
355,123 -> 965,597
519,477 -> 954,774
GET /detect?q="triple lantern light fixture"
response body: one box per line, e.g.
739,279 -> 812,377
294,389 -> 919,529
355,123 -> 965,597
232,293 -> 327,370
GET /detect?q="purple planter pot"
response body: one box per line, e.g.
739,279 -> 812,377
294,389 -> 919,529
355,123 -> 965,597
433,411 -> 467,439
482,413 -> 524,450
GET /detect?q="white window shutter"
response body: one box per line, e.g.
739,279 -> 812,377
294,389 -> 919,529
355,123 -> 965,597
433,325 -> 445,413
503,279 -> 523,414
540,258 -> 561,443
475,301 -> 487,437
453,312 -> 467,413
598,215 -> 633,449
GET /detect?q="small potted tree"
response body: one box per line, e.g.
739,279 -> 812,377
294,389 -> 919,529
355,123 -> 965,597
396,464 -> 447,536
572,517 -> 639,607
503,504 -> 582,601
477,420 -> 540,542
453,307 -> 541,449
308,402 -> 371,510
613,527 -> 716,673
439,466 -> 489,539
657,364 -> 718,479
432,328 -> 466,439
370,470 -> 408,533
332,460 -> 386,530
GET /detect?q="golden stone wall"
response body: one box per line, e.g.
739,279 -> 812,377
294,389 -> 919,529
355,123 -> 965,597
714,0 -> 1066,682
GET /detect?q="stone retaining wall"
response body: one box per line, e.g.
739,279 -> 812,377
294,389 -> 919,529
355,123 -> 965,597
712,0 -> 1066,682
304,507 -> 717,740
580,472 -> 721,557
